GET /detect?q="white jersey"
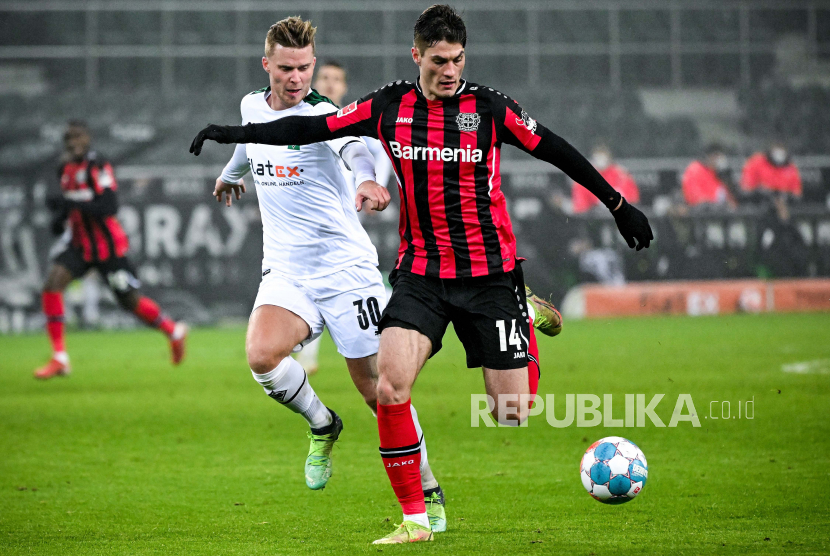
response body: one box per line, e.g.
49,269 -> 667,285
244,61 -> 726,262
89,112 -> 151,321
221,88 -> 378,279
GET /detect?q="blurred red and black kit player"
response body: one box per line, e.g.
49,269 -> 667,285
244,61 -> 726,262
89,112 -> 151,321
36,121 -> 187,379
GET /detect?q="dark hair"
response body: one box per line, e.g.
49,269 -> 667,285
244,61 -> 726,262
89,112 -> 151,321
321,60 -> 344,71
414,4 -> 466,53
704,142 -> 725,156
66,119 -> 89,131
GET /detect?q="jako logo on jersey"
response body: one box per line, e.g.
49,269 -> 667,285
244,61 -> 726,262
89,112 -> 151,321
388,141 -> 483,163
396,117 -> 413,124
337,101 -> 358,118
456,112 -> 480,132
386,459 -> 415,468
516,110 -> 537,133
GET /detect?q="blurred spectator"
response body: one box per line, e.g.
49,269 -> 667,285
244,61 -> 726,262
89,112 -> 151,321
740,141 -> 802,201
681,143 -> 737,209
742,142 -> 809,276
571,144 -> 640,214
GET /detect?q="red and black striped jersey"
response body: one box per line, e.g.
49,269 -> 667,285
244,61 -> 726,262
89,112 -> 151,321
238,79 -> 624,278
59,153 -> 129,263
325,79 -> 546,279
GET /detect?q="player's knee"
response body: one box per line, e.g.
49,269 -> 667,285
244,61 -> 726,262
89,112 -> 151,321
115,290 -> 138,311
490,396 -> 530,426
376,375 -> 410,406
247,345 -> 287,374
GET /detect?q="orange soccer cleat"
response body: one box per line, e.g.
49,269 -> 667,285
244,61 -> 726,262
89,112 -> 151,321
34,357 -> 70,380
169,322 -> 188,365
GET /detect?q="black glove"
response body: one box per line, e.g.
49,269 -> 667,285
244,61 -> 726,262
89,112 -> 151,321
189,124 -> 248,156
612,198 -> 653,251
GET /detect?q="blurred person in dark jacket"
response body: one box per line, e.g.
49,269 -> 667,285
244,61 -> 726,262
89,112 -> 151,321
743,141 -> 809,277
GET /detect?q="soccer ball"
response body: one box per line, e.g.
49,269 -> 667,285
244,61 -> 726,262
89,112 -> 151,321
580,436 -> 648,504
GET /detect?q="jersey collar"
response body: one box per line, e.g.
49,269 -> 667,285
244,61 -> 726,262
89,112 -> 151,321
414,77 -> 467,100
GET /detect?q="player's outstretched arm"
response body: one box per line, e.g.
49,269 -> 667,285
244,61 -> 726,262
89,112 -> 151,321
190,114 -> 334,156
530,129 -> 653,250
47,188 -> 119,218
495,93 -> 652,250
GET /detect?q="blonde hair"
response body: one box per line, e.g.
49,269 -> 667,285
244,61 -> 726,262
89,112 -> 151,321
265,16 -> 316,57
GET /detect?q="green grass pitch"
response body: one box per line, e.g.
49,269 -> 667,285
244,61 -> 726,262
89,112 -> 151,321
1,313 -> 829,555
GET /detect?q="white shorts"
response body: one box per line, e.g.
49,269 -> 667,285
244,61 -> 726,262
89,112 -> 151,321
252,261 -> 387,359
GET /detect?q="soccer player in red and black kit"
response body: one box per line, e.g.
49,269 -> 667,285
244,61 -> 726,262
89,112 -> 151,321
35,121 -> 188,379
190,5 -> 652,543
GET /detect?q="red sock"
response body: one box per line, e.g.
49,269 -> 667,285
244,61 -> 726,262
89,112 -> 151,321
377,399 -> 425,515
528,319 -> 540,407
134,296 -> 175,336
42,292 -> 66,353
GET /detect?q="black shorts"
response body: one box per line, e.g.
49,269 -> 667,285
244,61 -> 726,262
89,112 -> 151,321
54,246 -> 141,295
379,263 -> 530,370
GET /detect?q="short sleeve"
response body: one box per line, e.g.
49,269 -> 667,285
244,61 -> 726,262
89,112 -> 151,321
489,92 -> 544,152
324,84 -> 400,139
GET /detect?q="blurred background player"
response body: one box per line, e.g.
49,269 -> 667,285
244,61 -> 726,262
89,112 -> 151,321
572,143 -> 640,214
36,121 -> 187,379
211,17 -> 446,527
681,143 -> 738,210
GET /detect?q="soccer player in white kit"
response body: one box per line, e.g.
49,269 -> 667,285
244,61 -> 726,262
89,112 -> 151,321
212,17 -> 446,531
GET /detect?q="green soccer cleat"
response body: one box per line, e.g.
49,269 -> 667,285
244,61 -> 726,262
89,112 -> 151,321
372,521 -> 434,544
525,285 -> 563,337
304,409 -> 343,490
425,486 -> 447,533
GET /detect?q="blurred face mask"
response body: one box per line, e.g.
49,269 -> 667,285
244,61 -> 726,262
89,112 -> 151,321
770,147 -> 788,165
713,154 -> 729,172
591,152 -> 611,170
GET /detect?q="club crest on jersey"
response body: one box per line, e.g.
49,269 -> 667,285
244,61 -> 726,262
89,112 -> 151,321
337,101 -> 358,118
456,112 -> 480,132
517,110 -> 537,133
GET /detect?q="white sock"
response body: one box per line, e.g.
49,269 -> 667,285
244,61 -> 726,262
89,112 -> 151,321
403,512 -> 430,528
53,351 -> 69,365
410,404 -> 439,491
251,357 -> 332,430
